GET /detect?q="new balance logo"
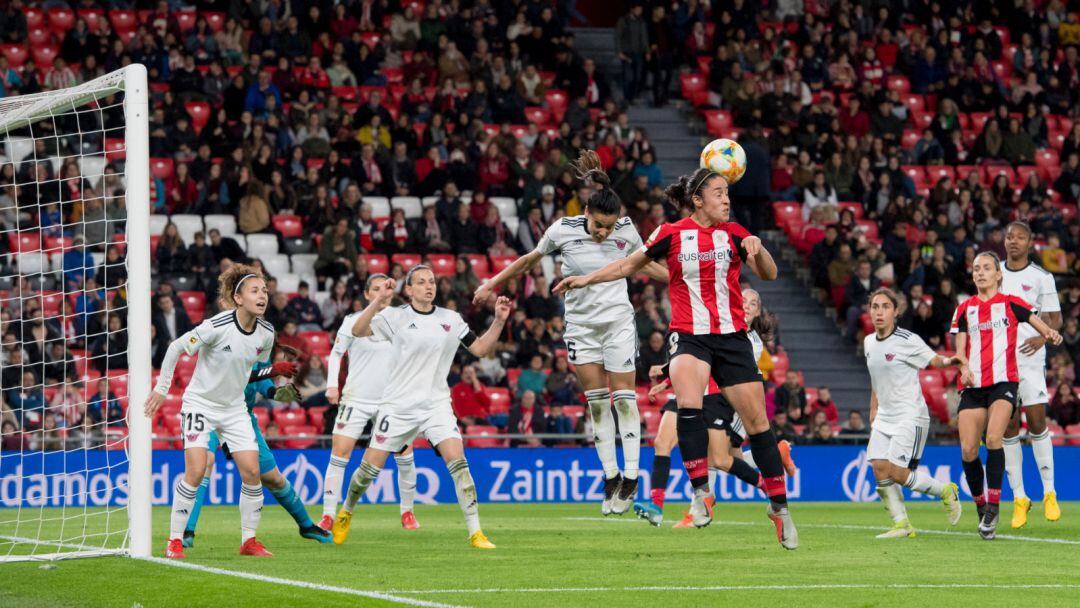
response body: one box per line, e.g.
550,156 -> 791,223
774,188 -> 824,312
686,235 -> 695,241
1005,392 -> 1014,398
223,345 -> 232,352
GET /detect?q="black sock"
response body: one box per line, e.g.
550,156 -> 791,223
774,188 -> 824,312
963,458 -> 985,498
748,431 -> 787,505
727,457 -> 762,487
676,408 -> 709,489
651,455 -> 671,493
986,448 -> 1004,491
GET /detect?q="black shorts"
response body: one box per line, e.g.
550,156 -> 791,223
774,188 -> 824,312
958,382 -> 1019,413
669,331 -> 762,388
661,394 -> 744,445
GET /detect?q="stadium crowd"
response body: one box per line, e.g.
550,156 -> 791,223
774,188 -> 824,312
0,0 -> 1077,450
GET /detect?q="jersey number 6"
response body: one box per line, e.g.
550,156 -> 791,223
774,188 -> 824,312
378,416 -> 390,433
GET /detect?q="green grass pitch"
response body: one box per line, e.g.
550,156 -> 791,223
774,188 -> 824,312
3,502 -> 1079,607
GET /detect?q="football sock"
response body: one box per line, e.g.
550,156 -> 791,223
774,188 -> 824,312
269,480 -> 312,528
962,457 -> 985,501
184,475 -> 210,533
1030,429 -> 1056,494
322,455 -> 349,517
904,469 -> 945,497
612,390 -> 640,480
650,455 -> 670,509
676,408 -> 709,490
741,449 -> 757,469
448,458 -> 481,536
395,452 -> 417,513
877,479 -> 908,523
239,483 -> 264,542
748,431 -> 787,507
343,461 -> 382,513
171,480 -> 198,540
1002,435 -> 1027,500
708,467 -> 718,492
586,389 -> 619,479
986,447 -> 1005,505
728,456 -> 763,488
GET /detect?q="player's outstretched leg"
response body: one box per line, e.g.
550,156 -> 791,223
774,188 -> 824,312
586,388 -> 622,515
320,454 -> 350,531
447,458 -> 494,549
395,451 -> 420,530
334,459 -> 382,545
609,389 -> 640,515
262,469 -> 331,544
902,468 -> 962,526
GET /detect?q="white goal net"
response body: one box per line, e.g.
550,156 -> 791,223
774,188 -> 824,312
0,65 -> 151,561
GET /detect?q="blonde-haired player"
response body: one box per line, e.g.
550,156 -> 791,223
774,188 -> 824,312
319,273 -> 419,531
146,265 -> 298,558
333,266 -> 511,549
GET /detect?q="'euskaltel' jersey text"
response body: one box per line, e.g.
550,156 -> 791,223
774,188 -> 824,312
537,215 -> 642,325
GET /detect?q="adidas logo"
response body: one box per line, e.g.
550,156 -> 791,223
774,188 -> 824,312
624,358 -> 633,366
223,345 -> 232,352
408,323 -> 418,329
176,509 -> 189,515
899,454 -> 907,462
625,432 -> 637,439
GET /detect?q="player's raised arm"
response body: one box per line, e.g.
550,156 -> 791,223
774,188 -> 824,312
350,278 -> 396,337
553,249 -> 651,295
742,235 -> 778,281
639,261 -> 670,283
467,296 -> 511,357
1025,311 -> 1064,347
473,250 -> 544,305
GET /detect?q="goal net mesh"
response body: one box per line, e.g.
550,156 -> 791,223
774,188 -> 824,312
0,70 -> 142,561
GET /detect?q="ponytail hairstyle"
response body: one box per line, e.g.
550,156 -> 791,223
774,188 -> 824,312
217,263 -> 265,310
751,308 -> 776,343
664,167 -> 720,212
570,149 -> 621,216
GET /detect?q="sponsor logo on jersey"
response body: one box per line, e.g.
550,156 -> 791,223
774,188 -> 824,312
336,422 -> 345,430
1022,284 -> 1033,291
189,336 -> 197,345
677,249 -> 735,263
186,433 -> 199,442
441,324 -> 451,332
375,434 -> 386,443
256,347 -> 264,355
885,353 -> 896,362
615,239 -> 626,250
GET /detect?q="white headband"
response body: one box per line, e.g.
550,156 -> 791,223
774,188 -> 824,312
233,273 -> 258,297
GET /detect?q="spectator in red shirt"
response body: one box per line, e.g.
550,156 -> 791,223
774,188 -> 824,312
451,364 -> 491,425
807,386 -> 839,424
478,143 -> 509,195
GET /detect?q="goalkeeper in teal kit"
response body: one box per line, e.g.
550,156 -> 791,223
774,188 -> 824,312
183,359 -> 332,546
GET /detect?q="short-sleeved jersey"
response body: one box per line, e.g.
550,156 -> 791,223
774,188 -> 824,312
1001,261 -> 1060,362
864,328 -> 936,427
179,310 -> 275,409
950,293 -> 1033,388
537,215 -> 642,325
329,311 -> 396,404
371,304 -> 474,412
643,217 -> 750,335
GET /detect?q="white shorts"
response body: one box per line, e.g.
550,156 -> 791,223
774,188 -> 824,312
867,421 -> 929,468
180,400 -> 257,452
332,398 -> 381,440
1017,357 -> 1049,407
368,401 -> 462,454
564,316 -> 637,373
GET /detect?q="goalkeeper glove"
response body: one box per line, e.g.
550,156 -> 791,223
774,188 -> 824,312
250,361 -> 299,382
269,384 -> 300,403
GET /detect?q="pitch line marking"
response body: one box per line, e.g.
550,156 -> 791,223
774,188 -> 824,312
391,583 -> 1080,595
560,517 -> 1080,545
143,557 -> 466,608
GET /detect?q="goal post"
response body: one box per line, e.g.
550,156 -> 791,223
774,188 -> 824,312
0,65 -> 151,562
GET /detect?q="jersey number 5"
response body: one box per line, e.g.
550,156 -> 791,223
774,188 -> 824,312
567,340 -> 577,362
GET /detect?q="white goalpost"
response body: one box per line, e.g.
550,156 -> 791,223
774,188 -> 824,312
0,65 -> 150,561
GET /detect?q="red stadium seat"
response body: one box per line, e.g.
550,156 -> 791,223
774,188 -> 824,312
1035,149 -> 1060,181
47,8 -> 75,36
203,12 -> 226,32
108,9 -> 137,35
429,253 -> 455,276
79,9 -> 106,33
307,406 -> 329,427
0,44 -> 28,68
282,424 -> 318,449
391,253 -> 422,271
1066,425 -> 1080,447
968,112 -> 991,131
679,72 -> 707,99
150,157 -> 174,179
703,110 -> 734,137
184,102 -> 211,134
175,354 -> 197,388
252,407 -> 270,431
837,202 -> 863,219
924,165 -> 955,185
771,349 -> 790,376
9,230 -> 40,252
299,331 -> 332,356
982,165 -> 1015,186
918,370 -> 944,392
910,110 -> 933,129
27,27 -> 51,46
465,425 -> 505,448
900,129 -> 920,149
524,106 -> 549,125
178,291 -> 206,323
31,45 -> 58,67
361,254 -> 389,274
886,75 -> 910,93
271,214 -> 303,238
273,409 -> 308,427
901,94 -> 925,113
855,220 -> 879,240
544,89 -> 568,113
486,388 -> 511,414
174,11 -> 198,33
490,256 -> 515,273
954,164 -> 980,183
462,253 -> 489,277
39,291 -> 65,316
104,138 -> 126,160
641,409 -> 661,438
25,7 -> 45,28
772,201 -> 801,229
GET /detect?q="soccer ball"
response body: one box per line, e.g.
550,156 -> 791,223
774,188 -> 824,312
699,138 -> 747,185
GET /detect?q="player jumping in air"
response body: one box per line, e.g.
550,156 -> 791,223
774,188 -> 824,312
951,252 -> 1062,540
863,288 -> 963,538
634,288 -> 795,527
333,266 -> 511,549
320,273 -> 419,531
557,168 -> 798,549
146,265 -> 298,558
999,221 -> 1064,528
473,150 -> 669,516
182,354 -> 332,547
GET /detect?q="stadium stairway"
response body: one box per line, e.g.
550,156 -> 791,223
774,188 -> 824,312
746,232 -> 872,413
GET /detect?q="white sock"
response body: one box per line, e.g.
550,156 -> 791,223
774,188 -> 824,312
585,389 -> 619,479
904,469 -> 945,497
447,458 -> 481,535
395,453 -> 417,513
742,449 -> 756,469
343,460 -> 382,513
1003,435 -> 1028,500
170,481 -> 197,540
322,455 -> 348,517
239,483 -> 263,542
612,389 -> 640,480
877,479 -> 908,523
1030,430 -> 1056,495
708,467 -> 718,493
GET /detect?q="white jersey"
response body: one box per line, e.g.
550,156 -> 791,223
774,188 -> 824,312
537,215 -> 643,325
174,310 -> 275,410
328,311 -> 396,404
748,329 -> 763,362
371,304 -> 473,413
863,327 -> 935,429
1001,261 -> 1059,365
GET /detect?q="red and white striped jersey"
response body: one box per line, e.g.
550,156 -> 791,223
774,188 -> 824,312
949,293 -> 1033,388
642,217 -> 751,335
